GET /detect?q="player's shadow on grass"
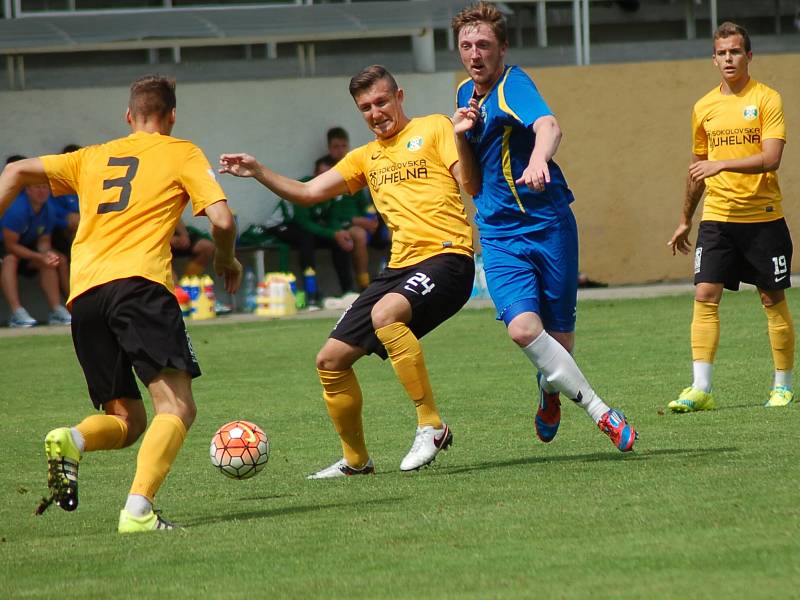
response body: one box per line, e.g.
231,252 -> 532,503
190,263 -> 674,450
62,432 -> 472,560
438,446 -> 739,476
184,496 -> 406,527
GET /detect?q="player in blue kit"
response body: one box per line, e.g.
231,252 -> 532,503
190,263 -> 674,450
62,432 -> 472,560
451,2 -> 637,451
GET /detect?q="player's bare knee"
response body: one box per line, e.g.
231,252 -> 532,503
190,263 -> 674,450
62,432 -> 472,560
316,346 -> 340,371
760,288 -> 785,307
507,318 -> 543,348
350,226 -> 367,243
370,306 -> 396,330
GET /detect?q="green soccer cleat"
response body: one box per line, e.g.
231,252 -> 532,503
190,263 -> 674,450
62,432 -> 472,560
668,387 -> 716,413
42,427 -> 81,512
118,509 -> 176,534
765,386 -> 794,407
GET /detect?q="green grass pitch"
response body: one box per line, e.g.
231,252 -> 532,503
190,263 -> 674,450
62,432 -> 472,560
1,291 -> 798,599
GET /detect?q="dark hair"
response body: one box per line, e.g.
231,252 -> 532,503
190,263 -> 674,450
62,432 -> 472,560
61,144 -> 81,154
348,65 -> 398,98
327,127 -> 349,144
452,2 -> 507,47
714,21 -> 751,53
6,154 -> 27,164
129,75 -> 176,119
314,155 -> 336,173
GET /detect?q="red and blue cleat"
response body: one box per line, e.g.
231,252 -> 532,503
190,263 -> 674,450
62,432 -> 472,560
598,409 -> 637,452
535,372 -> 561,443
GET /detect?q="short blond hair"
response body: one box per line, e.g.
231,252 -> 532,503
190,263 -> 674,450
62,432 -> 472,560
451,2 -> 507,46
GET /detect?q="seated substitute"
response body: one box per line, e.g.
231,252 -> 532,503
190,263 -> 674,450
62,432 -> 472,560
170,217 -> 215,279
325,126 -> 391,281
265,156 -> 365,301
1,156 -> 70,327
221,65 -> 478,477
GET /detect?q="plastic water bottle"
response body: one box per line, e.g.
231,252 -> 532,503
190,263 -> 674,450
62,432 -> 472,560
303,267 -> 317,304
243,268 -> 257,313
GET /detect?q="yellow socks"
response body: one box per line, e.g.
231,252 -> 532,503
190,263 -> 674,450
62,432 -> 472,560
317,368 -> 370,469
375,322 -> 442,428
356,272 -> 370,291
129,413 -> 187,501
182,261 -> 205,277
691,301 -> 720,363
764,300 -> 795,371
75,414 -> 128,452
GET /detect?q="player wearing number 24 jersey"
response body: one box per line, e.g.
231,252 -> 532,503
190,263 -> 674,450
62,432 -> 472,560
220,65 -> 475,476
0,75 -> 242,533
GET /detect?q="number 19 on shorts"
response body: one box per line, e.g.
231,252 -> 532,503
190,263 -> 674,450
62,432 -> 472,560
772,255 -> 788,282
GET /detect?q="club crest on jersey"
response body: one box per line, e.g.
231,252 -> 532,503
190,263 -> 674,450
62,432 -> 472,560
743,105 -> 758,121
406,136 -> 424,152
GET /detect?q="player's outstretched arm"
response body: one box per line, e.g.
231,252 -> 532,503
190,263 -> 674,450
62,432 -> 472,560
204,200 -> 243,294
0,158 -> 48,218
516,115 -> 562,192
219,152 -> 349,206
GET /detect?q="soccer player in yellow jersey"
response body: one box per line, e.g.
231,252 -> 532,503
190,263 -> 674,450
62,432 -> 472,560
0,75 -> 243,532
668,22 -> 794,411
221,65 -> 478,476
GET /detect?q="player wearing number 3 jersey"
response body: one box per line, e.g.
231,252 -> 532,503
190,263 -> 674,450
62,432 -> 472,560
0,75 -> 242,532
220,65 -> 475,476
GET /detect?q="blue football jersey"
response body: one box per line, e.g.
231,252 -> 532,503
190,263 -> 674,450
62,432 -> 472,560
457,65 -> 574,238
0,190 -> 55,247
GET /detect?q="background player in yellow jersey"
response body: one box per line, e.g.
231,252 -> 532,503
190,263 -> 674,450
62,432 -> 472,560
668,22 -> 794,411
221,65 -> 477,477
0,75 -> 242,532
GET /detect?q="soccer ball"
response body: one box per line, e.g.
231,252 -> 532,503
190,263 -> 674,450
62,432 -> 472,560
210,420 -> 269,480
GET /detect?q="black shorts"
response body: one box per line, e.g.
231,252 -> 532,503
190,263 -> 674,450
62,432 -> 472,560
0,242 -> 42,278
71,277 -> 201,409
695,219 -> 793,291
330,253 -> 474,359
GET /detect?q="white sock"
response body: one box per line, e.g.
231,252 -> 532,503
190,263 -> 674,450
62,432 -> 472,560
523,331 -> 610,423
70,427 -> 85,454
124,494 -> 153,518
692,361 -> 713,392
774,370 -> 792,389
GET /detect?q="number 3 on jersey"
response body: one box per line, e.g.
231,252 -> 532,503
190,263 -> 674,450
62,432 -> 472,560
99,156 -> 139,214
404,272 -> 435,296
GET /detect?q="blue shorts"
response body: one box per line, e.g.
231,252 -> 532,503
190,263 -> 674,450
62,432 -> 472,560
481,211 -> 578,332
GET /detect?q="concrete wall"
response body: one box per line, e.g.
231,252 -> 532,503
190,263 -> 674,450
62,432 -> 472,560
529,54 -> 800,284
1,53 -> 798,315
0,72 -> 457,229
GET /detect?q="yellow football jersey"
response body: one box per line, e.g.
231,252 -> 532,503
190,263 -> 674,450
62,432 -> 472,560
692,78 -> 786,222
334,114 -> 473,268
41,131 -> 225,305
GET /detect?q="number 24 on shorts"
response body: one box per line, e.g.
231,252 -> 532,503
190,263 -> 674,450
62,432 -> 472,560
404,273 -> 435,296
